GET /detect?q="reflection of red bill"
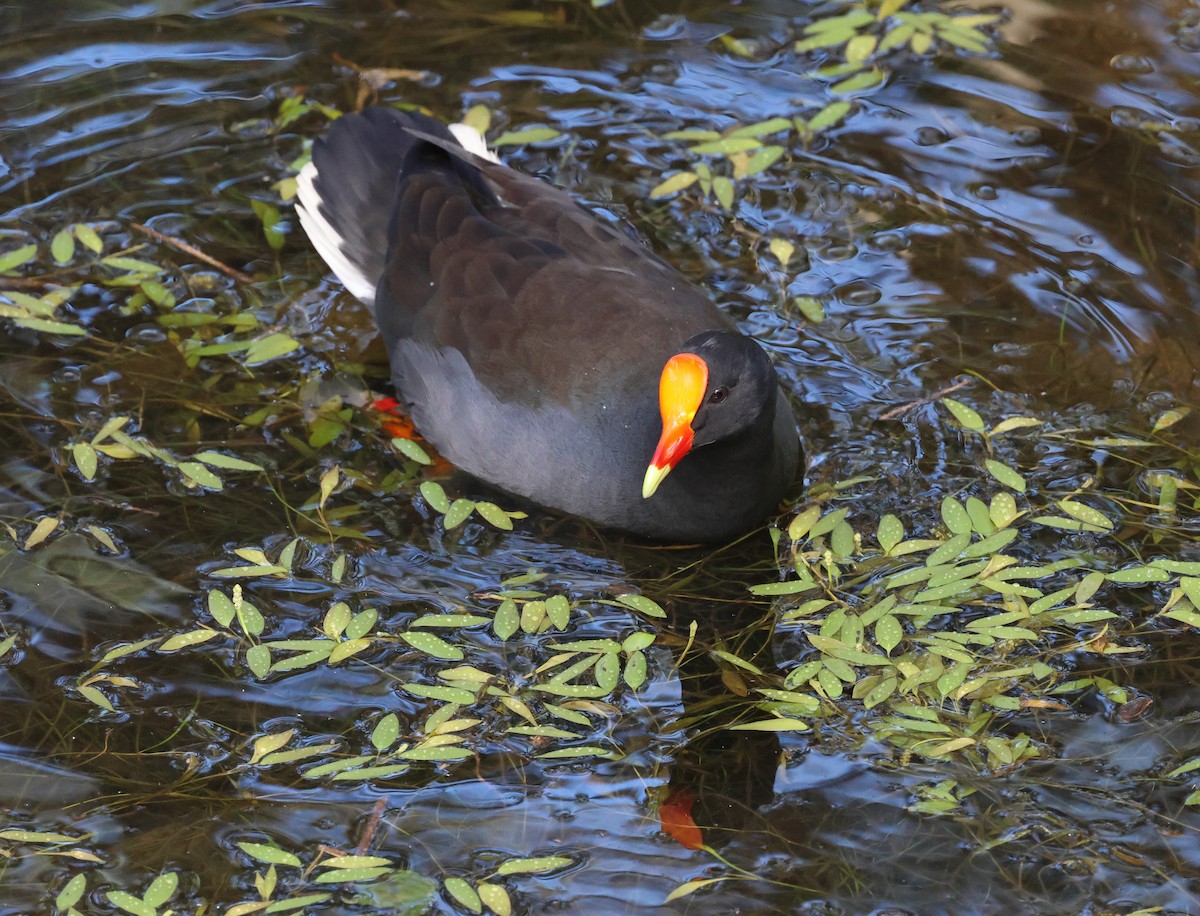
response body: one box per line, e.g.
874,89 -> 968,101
659,787 -> 703,850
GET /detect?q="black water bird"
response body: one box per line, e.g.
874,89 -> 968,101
296,107 -> 800,541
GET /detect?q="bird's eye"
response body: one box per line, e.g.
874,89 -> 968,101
709,386 -> 729,404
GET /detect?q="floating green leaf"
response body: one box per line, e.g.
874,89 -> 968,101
51,227 -> 76,264
0,244 -> 37,273
650,172 -> 699,198
492,126 -> 561,146
942,398 -> 984,431
238,842 -> 303,867
401,631 -> 465,660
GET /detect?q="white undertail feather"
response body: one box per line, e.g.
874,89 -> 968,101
295,161 -> 379,306
296,122 -> 499,306
448,122 -> 501,163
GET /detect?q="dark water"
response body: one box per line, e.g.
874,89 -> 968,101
2,0 -> 1200,913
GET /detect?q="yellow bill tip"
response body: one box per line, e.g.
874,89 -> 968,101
642,462 -> 671,499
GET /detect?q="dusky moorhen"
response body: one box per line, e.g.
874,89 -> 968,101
296,107 -> 800,541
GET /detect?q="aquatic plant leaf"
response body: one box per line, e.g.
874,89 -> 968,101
712,176 -> 735,208
495,855 -> 572,876
937,24 -> 989,53
477,882 -> 511,916
534,681 -> 610,699
650,172 -> 699,199
262,892 -> 332,911
743,145 -> 785,175
1152,408 -> 1189,432
941,497 -> 971,534
845,33 -> 878,62
623,650 -> 647,689
665,878 -> 730,902
419,480 -> 451,513
51,228 -> 76,264
623,632 -> 655,653
830,520 -> 856,557
159,629 -> 220,652
964,496 -> 993,534
1167,756 -> 1200,779
72,443 -> 98,480
306,756 -> 384,778
246,645 -> 271,677
245,333 -> 300,364
55,874 -> 87,910
0,829 -> 78,843
492,126 -> 560,146
179,461 -> 224,490
546,594 -> 571,629
237,600 -> 266,637
250,730 -> 293,763
143,872 -> 179,908
1058,499 -> 1113,530
209,590 -> 236,627
400,743 -> 473,762
520,597 -> 549,633
260,743 -> 338,767
1107,566 -> 1170,584
13,316 -> 87,335
0,244 -> 37,273
880,23 -> 915,51
401,631 -> 465,660
989,416 -> 1043,436
594,652 -> 620,692
24,516 -> 58,549
329,638 -> 370,664
445,877 -> 484,914
410,614 -> 489,628
194,451 -> 265,472
788,505 -> 823,541
392,437 -> 431,465
875,615 -> 903,653
689,136 -> 761,155
791,295 -> 825,323
810,507 -> 849,538
475,501 -> 513,529
323,602 -> 351,639
730,717 -> 810,731
73,222 -> 103,253
808,101 -> 851,133
941,397 -> 984,431
102,256 -> 162,274
443,498 -> 475,530
372,714 -> 400,751
876,514 -> 904,553
106,891 -> 156,916
404,685 -> 476,704
460,104 -> 491,135
494,599 -> 519,640
614,594 -> 666,618
832,68 -> 885,94
962,528 -> 1018,558
926,532 -> 970,566
322,855 -> 394,870
235,840 -> 300,869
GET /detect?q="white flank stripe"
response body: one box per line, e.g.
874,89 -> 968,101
294,161 -> 378,305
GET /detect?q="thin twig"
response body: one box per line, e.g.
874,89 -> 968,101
878,377 -> 971,422
355,797 -> 388,855
131,222 -> 256,285
0,276 -> 52,290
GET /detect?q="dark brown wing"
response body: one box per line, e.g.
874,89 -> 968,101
372,135 -> 733,406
